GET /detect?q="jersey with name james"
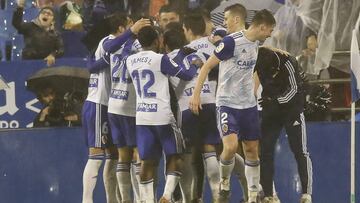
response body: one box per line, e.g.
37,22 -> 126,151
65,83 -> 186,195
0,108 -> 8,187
108,39 -> 142,116
85,35 -> 113,105
214,31 -> 259,109
126,50 -> 180,125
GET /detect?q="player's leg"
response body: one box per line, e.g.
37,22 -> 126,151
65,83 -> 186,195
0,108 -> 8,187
233,151 -> 248,201
104,146 -> 119,203
82,101 -> 106,203
259,109 -> 282,200
217,106 -> 240,201
201,104 -> 221,201
159,123 -> 185,203
285,112 -> 312,203
131,148 -> 141,203
136,125 -> 162,203
239,106 -> 261,203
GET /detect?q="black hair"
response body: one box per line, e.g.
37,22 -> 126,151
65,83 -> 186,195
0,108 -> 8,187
224,3 -> 247,21
163,28 -> 187,51
257,47 -> 280,74
159,4 -> 179,15
107,12 -> 128,34
137,26 -> 159,47
183,13 -> 206,36
251,9 -> 276,26
164,22 -> 183,33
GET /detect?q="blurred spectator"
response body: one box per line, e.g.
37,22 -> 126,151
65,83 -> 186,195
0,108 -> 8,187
33,87 -> 82,127
13,0 -> 64,66
59,1 -> 83,31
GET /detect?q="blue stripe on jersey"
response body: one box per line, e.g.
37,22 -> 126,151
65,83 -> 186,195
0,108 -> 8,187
103,29 -> 133,53
214,36 -> 235,61
160,55 -> 197,81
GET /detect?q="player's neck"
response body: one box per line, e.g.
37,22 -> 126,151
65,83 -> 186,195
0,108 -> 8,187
243,28 -> 257,42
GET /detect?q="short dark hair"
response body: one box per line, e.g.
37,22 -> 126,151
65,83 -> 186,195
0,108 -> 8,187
137,26 -> 159,47
224,3 -> 247,21
159,4 -> 179,15
257,47 -> 280,74
163,29 -> 187,51
107,12 -> 128,34
165,22 -> 183,33
183,14 -> 206,36
251,9 -> 276,26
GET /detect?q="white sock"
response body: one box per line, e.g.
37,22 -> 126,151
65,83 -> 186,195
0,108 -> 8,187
219,157 -> 235,191
233,153 -> 247,200
139,179 -> 155,202
179,153 -> 193,202
245,159 -> 260,193
116,162 -> 132,202
203,152 -> 220,199
163,172 -> 182,200
131,161 -> 141,202
103,157 -> 118,203
82,156 -> 103,203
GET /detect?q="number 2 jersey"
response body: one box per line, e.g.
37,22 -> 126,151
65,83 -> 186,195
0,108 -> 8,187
125,50 -> 197,125
214,31 -> 260,109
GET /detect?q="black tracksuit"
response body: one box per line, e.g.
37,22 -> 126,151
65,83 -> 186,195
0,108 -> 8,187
255,49 -> 312,197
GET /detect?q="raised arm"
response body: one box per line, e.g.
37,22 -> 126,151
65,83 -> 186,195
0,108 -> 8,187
160,55 -> 198,81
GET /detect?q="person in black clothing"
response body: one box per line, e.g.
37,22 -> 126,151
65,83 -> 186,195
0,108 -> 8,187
33,87 -> 82,127
254,47 -> 313,203
13,0 -> 64,66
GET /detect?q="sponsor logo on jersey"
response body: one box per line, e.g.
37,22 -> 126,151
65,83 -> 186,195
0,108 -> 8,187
215,42 -> 224,53
236,59 -> 257,69
184,84 -> 211,96
110,89 -> 129,100
137,103 -> 158,112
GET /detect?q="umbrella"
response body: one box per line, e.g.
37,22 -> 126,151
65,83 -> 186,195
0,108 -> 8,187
26,66 -> 90,96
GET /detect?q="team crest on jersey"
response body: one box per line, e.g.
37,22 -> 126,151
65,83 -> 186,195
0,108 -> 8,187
215,42 -> 224,53
101,135 -> 108,144
222,123 -> 228,133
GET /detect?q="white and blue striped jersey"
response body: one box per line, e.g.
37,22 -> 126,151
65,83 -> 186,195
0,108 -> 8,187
169,49 -> 216,111
108,39 -> 142,116
85,35 -> 113,105
214,30 -> 260,109
126,50 -> 196,125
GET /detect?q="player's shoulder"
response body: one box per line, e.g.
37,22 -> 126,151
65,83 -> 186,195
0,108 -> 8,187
228,31 -> 245,40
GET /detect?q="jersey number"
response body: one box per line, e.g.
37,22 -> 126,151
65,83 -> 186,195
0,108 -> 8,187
112,54 -> 131,84
221,112 -> 228,124
132,69 -> 156,98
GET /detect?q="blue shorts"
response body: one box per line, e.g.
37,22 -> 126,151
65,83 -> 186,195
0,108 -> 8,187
180,104 -> 221,147
82,101 -> 113,148
108,113 -> 136,148
136,123 -> 185,160
216,105 -> 260,141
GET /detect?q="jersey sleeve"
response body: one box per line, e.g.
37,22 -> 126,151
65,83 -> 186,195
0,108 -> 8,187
277,60 -> 298,104
160,55 -> 197,81
213,36 -> 235,61
102,29 -> 133,53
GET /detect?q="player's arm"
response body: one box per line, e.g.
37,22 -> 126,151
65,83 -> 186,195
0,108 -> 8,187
277,59 -> 298,104
160,55 -> 198,81
189,36 -> 235,115
189,55 -> 220,115
87,53 -> 110,73
253,71 -> 260,97
103,18 -> 151,53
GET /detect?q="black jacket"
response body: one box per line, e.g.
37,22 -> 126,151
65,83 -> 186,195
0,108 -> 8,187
12,7 -> 64,59
255,50 -> 306,113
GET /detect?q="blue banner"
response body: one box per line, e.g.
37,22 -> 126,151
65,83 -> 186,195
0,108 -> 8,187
0,58 -> 87,128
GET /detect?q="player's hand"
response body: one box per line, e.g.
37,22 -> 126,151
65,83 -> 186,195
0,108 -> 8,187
44,54 -> 55,66
17,0 -> 25,7
208,35 -> 223,45
130,18 -> 152,34
189,94 -> 202,115
258,97 -> 278,108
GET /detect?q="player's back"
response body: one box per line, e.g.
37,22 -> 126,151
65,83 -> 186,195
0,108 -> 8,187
108,39 -> 141,117
126,50 -> 174,125
85,35 -> 113,105
215,31 -> 259,109
186,37 -> 215,58
168,49 -> 216,111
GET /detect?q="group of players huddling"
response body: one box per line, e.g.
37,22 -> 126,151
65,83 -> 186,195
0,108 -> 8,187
81,3 -> 312,203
